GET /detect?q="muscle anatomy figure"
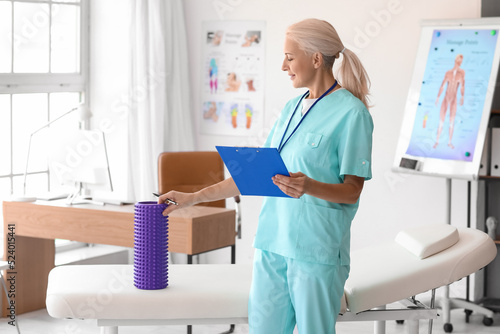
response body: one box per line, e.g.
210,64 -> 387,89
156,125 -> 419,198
434,54 -> 465,149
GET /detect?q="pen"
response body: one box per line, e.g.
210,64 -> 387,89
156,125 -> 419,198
152,192 -> 179,206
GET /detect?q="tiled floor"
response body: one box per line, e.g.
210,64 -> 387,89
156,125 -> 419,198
0,307 -> 499,334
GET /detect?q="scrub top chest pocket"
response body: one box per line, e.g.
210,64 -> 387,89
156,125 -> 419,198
290,132 -> 327,167
306,132 -> 322,148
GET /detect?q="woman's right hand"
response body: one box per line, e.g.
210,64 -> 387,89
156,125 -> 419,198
158,191 -> 197,216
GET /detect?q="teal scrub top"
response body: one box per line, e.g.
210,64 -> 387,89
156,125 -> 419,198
253,88 -> 374,266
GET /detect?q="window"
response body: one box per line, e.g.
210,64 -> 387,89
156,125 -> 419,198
0,0 -> 89,196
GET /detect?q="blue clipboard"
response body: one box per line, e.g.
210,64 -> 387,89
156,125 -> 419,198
216,146 -> 291,198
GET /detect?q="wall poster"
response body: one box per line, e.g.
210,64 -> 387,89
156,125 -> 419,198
405,28 -> 498,162
201,21 -> 265,136
392,18 -> 500,180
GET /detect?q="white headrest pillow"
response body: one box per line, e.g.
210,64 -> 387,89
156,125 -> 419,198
395,224 -> 459,259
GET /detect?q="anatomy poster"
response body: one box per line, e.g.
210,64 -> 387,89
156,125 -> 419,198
405,28 -> 498,161
201,21 -> 265,136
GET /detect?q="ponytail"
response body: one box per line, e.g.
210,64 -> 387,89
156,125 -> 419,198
337,48 -> 371,109
287,19 -> 371,109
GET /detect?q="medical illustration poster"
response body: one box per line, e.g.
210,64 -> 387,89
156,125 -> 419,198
201,21 -> 265,136
405,28 -> 498,161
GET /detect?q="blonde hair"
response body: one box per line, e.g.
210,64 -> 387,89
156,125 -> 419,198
286,18 -> 371,109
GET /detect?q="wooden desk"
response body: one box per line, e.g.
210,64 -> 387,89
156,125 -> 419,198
2,200 -> 235,316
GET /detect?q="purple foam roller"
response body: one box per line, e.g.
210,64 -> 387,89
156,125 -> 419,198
133,201 -> 169,290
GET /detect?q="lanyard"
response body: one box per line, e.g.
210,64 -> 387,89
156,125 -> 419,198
277,80 -> 338,153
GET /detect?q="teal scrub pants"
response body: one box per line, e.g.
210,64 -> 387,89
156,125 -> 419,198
248,249 -> 349,334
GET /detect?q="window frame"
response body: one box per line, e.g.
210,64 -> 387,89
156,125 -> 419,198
0,0 -> 90,254
0,0 -> 89,94
0,0 -> 89,190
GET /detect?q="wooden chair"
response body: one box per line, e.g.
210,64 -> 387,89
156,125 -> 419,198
157,151 -> 242,260
158,151 -> 225,207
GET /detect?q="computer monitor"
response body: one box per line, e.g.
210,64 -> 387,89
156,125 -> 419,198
393,18 -> 500,180
48,129 -> 113,202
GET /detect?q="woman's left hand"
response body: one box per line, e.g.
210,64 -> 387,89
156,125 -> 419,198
272,172 -> 310,198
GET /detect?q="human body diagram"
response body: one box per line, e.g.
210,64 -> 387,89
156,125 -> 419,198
434,54 -> 465,149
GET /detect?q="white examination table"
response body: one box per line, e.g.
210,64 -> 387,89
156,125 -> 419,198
46,225 -> 497,334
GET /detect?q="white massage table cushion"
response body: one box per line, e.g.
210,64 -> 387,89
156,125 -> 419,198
46,264 -> 252,321
342,223 -> 459,315
342,226 -> 497,314
45,227 -> 496,322
395,224 -> 459,259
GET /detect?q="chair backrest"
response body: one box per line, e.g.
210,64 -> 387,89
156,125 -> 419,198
158,151 -> 226,208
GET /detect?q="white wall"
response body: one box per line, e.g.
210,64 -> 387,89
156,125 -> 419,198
182,0 -> 481,265
88,0 -> 482,268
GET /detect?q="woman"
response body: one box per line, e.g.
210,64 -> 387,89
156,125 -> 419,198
159,18 -> 373,334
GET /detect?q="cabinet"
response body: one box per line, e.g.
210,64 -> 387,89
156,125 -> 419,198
476,109 -> 500,312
